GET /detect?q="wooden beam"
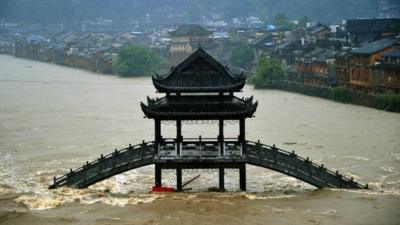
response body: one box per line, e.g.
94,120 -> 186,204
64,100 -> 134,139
239,163 -> 246,191
219,167 -> 225,191
155,119 -> 161,155
219,119 -> 224,156
177,119 -> 182,157
176,168 -> 182,191
155,163 -> 162,187
239,119 -> 246,156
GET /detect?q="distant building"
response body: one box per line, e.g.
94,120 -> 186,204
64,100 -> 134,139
169,24 -> 213,65
349,38 -> 398,93
373,49 -> 400,94
295,47 -> 336,86
346,18 -> 400,43
286,26 -> 307,43
307,23 -> 331,41
335,50 -> 352,86
250,33 -> 274,62
273,41 -> 308,66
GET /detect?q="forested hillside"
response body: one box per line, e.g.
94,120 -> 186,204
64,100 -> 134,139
0,0 -> 379,24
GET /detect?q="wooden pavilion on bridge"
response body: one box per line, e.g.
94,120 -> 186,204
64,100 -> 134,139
49,47 -> 367,191
141,47 -> 258,191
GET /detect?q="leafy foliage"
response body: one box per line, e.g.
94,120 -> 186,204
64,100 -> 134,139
252,57 -> 284,88
0,0 -> 380,24
299,16 -> 310,28
331,86 -> 350,102
375,94 -> 400,112
114,46 -> 161,77
230,42 -> 254,69
391,23 -> 400,34
272,13 -> 294,30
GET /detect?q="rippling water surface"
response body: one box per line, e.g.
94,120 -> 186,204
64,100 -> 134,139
0,55 -> 399,225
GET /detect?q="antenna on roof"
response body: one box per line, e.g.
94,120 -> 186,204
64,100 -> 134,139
198,42 -> 202,49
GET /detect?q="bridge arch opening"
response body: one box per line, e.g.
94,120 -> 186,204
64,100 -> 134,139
245,164 -> 316,192
86,165 -> 155,193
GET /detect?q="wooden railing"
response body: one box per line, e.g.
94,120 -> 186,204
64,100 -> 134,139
49,139 -> 368,190
158,137 -> 242,158
246,141 -> 367,189
49,141 -> 155,189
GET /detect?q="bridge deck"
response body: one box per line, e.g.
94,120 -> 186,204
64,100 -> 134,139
49,140 -> 368,190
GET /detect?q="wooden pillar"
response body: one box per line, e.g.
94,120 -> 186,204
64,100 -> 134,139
155,164 -> 162,187
176,168 -> 182,192
155,119 -> 161,156
239,118 -> 246,156
218,119 -> 224,156
239,163 -> 246,191
219,167 -> 225,191
239,119 -> 245,141
176,119 -> 182,157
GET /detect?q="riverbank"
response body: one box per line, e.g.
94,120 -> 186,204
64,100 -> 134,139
254,81 -> 400,112
4,53 -> 400,112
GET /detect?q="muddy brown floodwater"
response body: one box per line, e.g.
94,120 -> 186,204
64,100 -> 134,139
0,55 -> 399,225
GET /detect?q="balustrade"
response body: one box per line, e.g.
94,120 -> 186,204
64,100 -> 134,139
157,137 -> 243,159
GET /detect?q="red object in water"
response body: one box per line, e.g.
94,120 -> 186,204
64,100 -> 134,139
152,186 -> 175,192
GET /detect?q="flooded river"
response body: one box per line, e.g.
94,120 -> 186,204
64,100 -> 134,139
0,54 -> 399,225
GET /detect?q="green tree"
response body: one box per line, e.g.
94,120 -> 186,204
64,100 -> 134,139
230,42 -> 254,69
299,16 -> 310,28
114,46 -> 161,77
272,13 -> 293,30
331,86 -> 350,103
391,23 -> 400,34
252,57 -> 284,88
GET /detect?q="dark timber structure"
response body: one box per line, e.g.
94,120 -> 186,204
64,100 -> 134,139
49,48 -> 368,191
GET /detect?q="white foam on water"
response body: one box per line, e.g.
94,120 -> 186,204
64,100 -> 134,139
0,185 -> 15,194
242,193 -> 298,200
15,185 -> 165,210
271,207 -> 294,213
343,172 -> 360,179
330,187 -> 400,196
2,150 -> 398,212
0,151 -> 21,194
15,195 -> 65,210
318,209 -> 337,216
343,155 -> 370,162
380,166 -> 395,173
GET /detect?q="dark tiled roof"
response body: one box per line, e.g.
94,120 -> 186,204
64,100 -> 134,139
316,39 -> 343,50
27,34 -> 48,44
141,96 -> 257,120
304,47 -> 326,58
315,50 -> 335,63
275,42 -> 291,50
170,24 -> 212,36
251,33 -> 273,47
336,50 -> 352,58
308,23 -> 329,34
153,47 -> 245,93
354,33 -> 379,43
382,50 -> 400,58
353,38 -> 397,54
346,18 -> 400,33
189,40 -> 217,51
